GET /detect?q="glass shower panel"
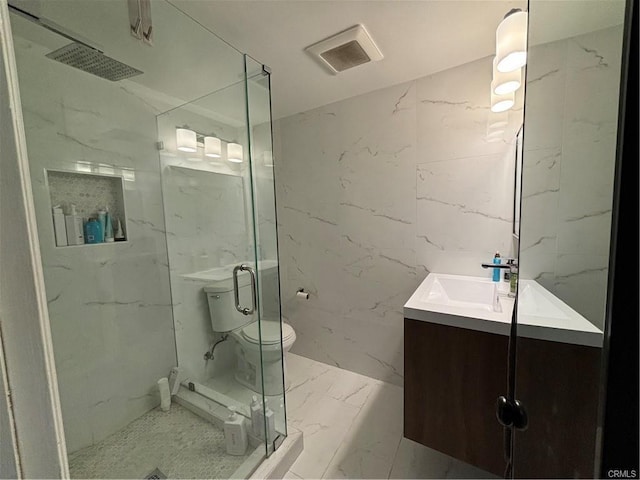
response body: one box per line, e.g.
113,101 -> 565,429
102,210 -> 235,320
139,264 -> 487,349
244,55 -> 287,451
513,1 -> 627,477
9,0 -> 273,477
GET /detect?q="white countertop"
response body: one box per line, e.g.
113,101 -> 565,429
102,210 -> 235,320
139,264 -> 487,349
403,273 -> 603,348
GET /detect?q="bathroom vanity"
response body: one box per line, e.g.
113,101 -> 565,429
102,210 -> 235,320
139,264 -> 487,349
403,273 -> 603,477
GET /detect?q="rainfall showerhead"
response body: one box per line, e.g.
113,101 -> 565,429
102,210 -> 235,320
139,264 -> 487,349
45,43 -> 143,81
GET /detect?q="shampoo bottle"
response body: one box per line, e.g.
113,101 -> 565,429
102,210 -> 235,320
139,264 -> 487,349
65,204 -> 85,246
492,251 -> 501,282
224,406 -> 248,456
52,205 -> 68,247
114,217 -> 126,241
84,218 -> 103,244
104,207 -> 114,243
97,208 -> 107,242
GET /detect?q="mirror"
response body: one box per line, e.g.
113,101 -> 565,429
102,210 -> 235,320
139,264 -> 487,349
518,2 -> 625,328
512,1 -> 627,477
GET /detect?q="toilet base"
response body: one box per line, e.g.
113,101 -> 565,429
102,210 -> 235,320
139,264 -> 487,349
234,354 -> 290,397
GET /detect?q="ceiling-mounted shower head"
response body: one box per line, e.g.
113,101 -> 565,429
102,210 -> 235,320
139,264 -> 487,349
45,43 -> 143,81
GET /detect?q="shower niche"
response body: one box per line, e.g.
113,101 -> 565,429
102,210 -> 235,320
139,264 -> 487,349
46,169 -> 128,246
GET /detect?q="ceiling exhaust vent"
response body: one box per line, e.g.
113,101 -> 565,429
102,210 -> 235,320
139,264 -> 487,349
305,25 -> 383,75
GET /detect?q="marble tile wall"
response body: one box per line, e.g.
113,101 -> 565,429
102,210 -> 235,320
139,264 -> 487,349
13,35 -> 177,452
275,56 -> 523,385
519,25 -> 623,329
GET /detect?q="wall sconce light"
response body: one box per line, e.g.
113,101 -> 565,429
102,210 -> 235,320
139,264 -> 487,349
227,143 -> 243,163
491,89 -> 515,113
176,128 -> 197,153
496,9 -> 528,73
492,57 -> 521,95
204,136 -> 222,158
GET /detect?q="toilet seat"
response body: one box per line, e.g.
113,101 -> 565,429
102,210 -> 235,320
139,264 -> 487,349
241,322 -> 294,345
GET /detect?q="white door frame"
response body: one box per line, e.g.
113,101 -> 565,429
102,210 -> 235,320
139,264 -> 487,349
0,0 -> 69,476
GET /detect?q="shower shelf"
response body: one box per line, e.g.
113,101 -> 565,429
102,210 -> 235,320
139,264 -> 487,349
46,169 -> 128,247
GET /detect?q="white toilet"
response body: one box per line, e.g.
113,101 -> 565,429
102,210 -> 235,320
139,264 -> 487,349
204,274 -> 296,396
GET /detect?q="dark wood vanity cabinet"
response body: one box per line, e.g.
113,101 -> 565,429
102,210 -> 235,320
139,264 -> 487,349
404,318 -> 509,476
404,318 -> 601,478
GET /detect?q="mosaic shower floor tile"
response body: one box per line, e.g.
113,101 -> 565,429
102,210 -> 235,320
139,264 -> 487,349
68,403 -> 251,479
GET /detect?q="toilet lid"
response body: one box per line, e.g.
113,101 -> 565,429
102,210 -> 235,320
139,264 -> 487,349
242,322 -> 294,345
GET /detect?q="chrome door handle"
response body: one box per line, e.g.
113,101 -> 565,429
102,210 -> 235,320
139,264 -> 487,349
233,264 -> 257,315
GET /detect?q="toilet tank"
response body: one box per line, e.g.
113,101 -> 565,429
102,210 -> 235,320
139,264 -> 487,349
204,272 -> 256,332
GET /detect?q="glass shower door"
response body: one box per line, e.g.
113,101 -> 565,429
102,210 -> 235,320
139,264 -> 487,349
244,55 -> 287,452
512,1 -> 628,477
156,53 -> 286,462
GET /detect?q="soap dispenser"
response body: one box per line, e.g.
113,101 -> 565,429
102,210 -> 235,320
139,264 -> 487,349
492,252 -> 501,282
224,406 -> 248,456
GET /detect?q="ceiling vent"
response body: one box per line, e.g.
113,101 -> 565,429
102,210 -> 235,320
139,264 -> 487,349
305,25 -> 383,75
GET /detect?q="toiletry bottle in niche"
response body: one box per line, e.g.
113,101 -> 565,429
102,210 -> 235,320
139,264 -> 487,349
224,406 -> 248,456
492,251 -> 501,282
97,208 -> 107,242
250,395 -> 264,439
104,207 -> 114,243
114,217 -> 126,241
84,218 -> 103,244
65,204 -> 85,246
52,205 -> 68,247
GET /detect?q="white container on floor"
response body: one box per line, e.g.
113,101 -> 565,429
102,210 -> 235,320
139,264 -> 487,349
224,406 -> 248,456
158,377 -> 171,411
263,399 -> 276,443
250,395 -> 264,439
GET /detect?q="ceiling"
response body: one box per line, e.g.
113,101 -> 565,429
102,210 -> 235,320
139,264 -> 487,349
9,0 -> 625,123
170,0 -> 625,120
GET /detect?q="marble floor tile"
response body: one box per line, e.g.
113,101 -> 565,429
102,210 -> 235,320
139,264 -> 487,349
288,395 -> 361,479
323,382 -> 404,479
283,470 -> 303,479
325,368 -> 381,409
286,354 -> 342,423
388,437 -> 498,479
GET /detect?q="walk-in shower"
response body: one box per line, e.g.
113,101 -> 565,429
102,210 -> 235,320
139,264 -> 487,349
8,0 -> 286,477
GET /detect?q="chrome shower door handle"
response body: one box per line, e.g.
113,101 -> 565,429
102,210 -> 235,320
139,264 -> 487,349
233,264 -> 257,315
